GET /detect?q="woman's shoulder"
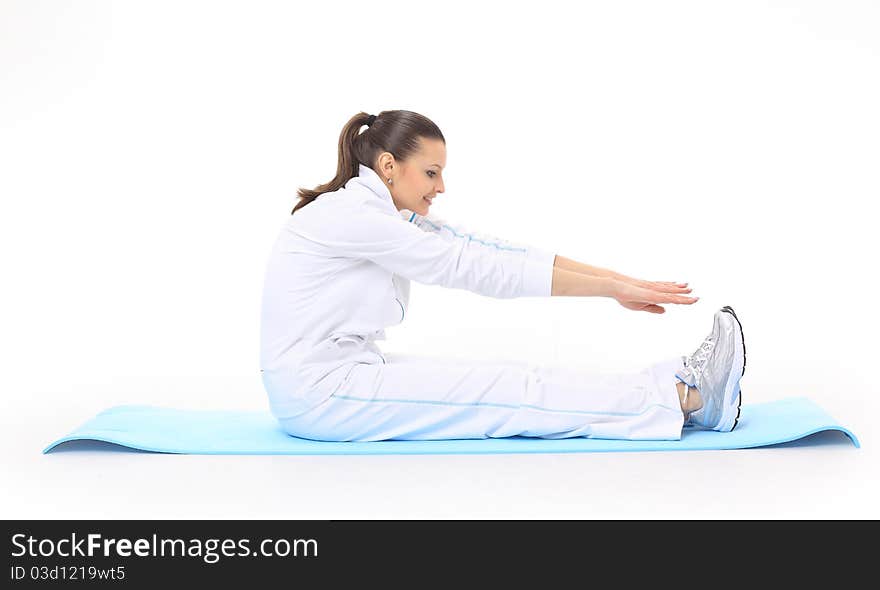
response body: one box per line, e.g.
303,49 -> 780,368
286,187 -> 405,239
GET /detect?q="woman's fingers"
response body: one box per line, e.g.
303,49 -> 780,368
646,287 -> 698,304
632,279 -> 692,293
619,286 -> 700,305
659,282 -> 691,292
615,282 -> 698,305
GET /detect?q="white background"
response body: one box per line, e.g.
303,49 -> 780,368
1,0 -> 877,518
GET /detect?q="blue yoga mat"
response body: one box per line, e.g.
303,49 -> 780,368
43,397 -> 858,455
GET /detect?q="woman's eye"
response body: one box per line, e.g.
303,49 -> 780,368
427,171 -> 435,178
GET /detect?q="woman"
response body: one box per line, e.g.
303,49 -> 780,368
259,109 -> 746,442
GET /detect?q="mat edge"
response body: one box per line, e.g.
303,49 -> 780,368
42,425 -> 860,455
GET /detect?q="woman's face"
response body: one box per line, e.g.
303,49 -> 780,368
377,137 -> 446,215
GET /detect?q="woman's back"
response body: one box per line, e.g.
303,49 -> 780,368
259,167 -> 412,418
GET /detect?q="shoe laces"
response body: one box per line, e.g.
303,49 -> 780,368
685,335 -> 716,382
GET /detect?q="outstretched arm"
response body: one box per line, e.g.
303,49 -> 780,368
551,264 -> 612,297
551,255 -> 698,313
399,210 -> 694,308
303,207 -> 553,298
553,255 -> 617,280
554,254 -> 691,293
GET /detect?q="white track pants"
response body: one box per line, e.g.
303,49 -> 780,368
278,353 -> 686,442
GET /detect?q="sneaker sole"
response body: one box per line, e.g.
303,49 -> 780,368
722,305 -> 746,430
721,305 -> 746,377
718,307 -> 745,431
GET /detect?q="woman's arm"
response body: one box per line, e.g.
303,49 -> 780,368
302,207 -> 553,298
402,211 -> 687,300
551,255 -> 698,312
551,262 -> 614,297
550,255 -> 618,296
553,255 -> 618,280
554,254 -> 690,292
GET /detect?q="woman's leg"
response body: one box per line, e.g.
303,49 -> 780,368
279,354 -> 687,442
676,380 -> 704,415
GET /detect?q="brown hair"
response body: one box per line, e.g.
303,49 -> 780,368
291,109 -> 446,215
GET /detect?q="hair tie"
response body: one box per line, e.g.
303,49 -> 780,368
365,114 -> 376,126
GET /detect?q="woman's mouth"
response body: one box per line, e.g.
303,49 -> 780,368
423,196 -> 434,205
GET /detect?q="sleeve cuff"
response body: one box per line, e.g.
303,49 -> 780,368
520,248 -> 556,297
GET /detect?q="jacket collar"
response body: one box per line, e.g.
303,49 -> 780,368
351,163 -> 394,205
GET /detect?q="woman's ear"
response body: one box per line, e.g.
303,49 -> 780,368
376,152 -> 395,177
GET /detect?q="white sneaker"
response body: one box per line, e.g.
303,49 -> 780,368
675,306 -> 746,432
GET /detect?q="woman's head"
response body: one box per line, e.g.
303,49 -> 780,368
293,109 -> 446,215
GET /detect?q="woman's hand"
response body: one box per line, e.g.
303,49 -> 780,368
609,277 -> 698,314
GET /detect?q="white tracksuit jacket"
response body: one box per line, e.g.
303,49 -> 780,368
259,163 -> 557,419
